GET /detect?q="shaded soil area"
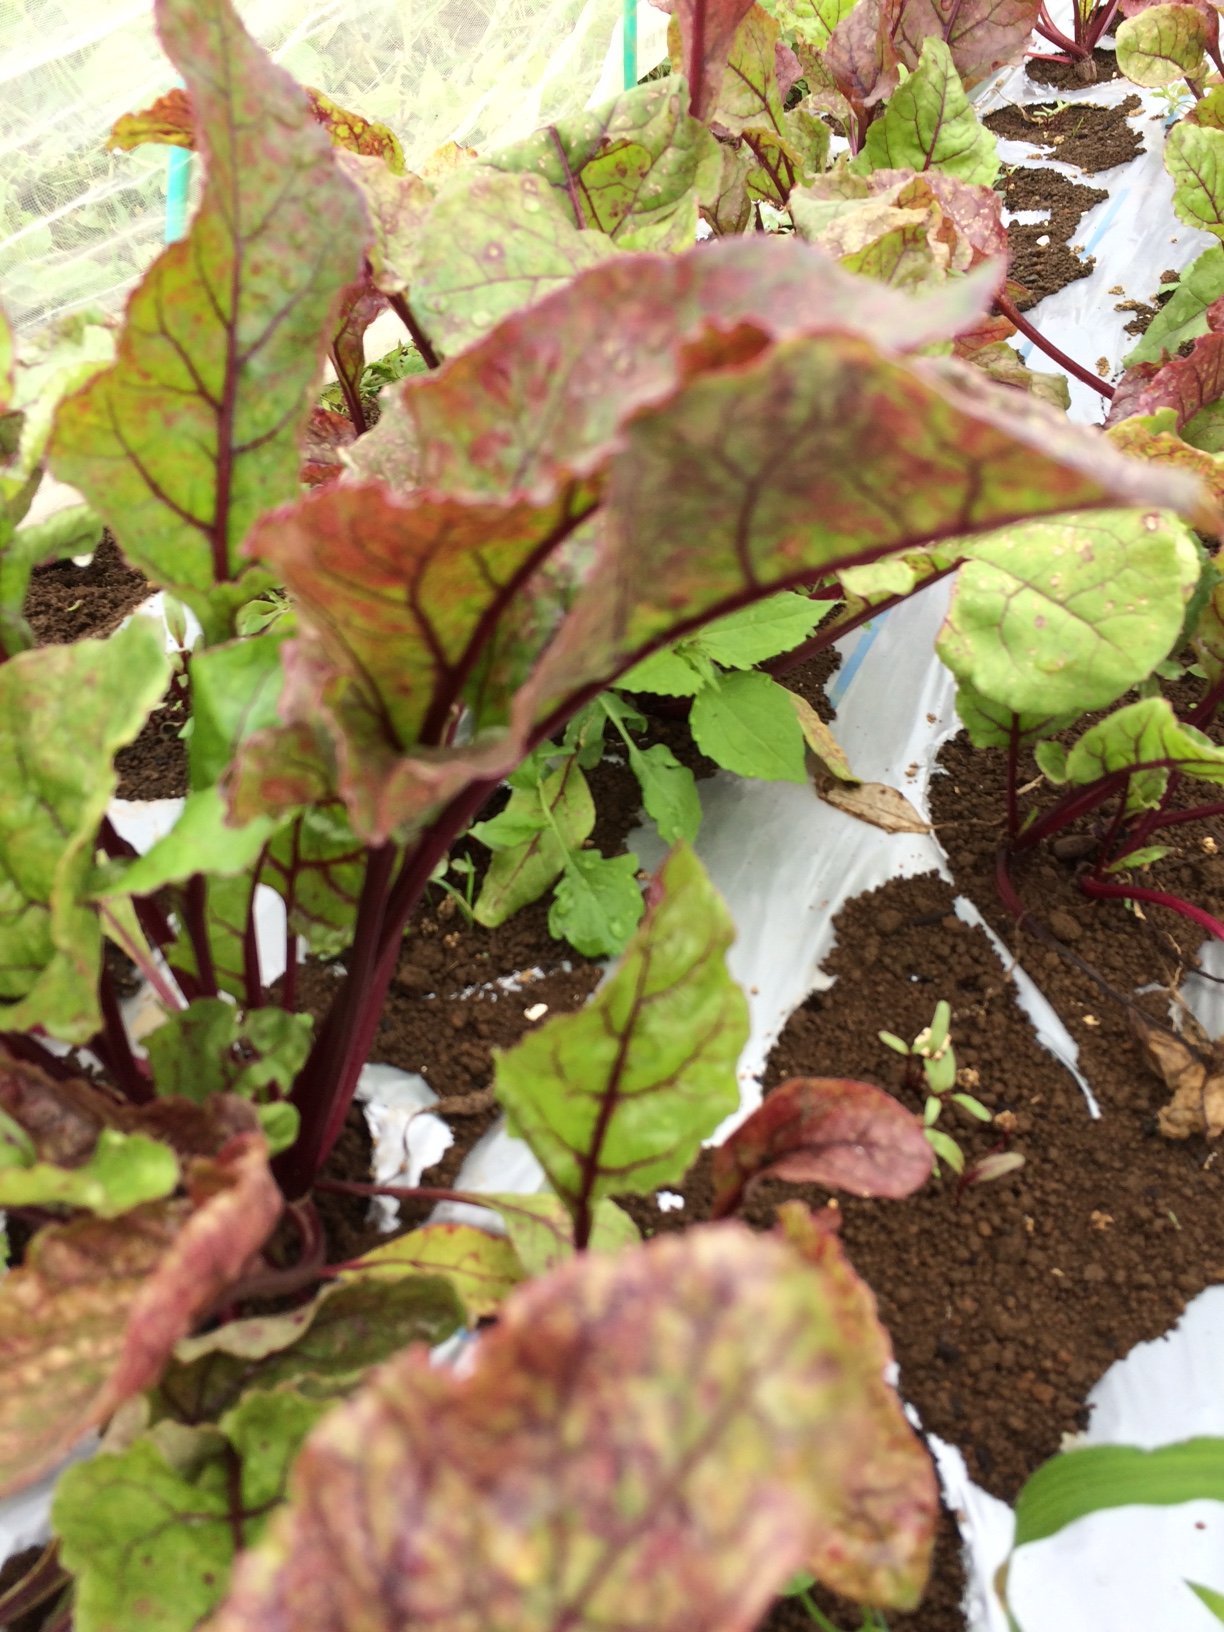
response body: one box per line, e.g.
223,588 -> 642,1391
25,533 -> 149,645
1025,46 -> 1119,88
986,95 -> 1141,172
115,689 -> 190,801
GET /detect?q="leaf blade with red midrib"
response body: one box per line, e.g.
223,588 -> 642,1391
52,0 -> 367,640
711,1077 -> 934,1217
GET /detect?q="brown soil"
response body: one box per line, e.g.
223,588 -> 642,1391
985,96 -> 1141,172
115,690 -> 191,801
1025,46 -> 1119,87
25,534 -> 149,645
1118,266 -> 1180,341
997,165 -> 1107,309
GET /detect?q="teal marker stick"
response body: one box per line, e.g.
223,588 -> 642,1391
164,145 -> 192,244
623,0 -> 638,88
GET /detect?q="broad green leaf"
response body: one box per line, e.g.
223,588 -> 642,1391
347,1223 -> 525,1319
1035,695 -> 1224,812
484,1193 -> 642,1275
762,0 -> 856,50
690,669 -> 810,781
712,1078 -> 932,1217
0,1132 -> 280,1499
549,849 -> 645,956
936,512 -> 1201,718
188,635 -> 289,790
202,1226 -> 937,1632
50,0 -> 367,641
145,1000 -> 313,1103
153,1276 -> 464,1426
55,1390 -> 327,1632
1124,247 -> 1224,366
954,679 -> 1077,749
473,759 -> 595,927
0,1129 -> 177,1219
99,786 -> 281,898
860,39 -> 999,183
167,873 -> 261,1002
1168,96 -> 1224,241
1012,1438 -> 1224,1549
1117,3 -> 1210,84
0,618 -> 168,1042
484,77 -> 721,252
264,807 -> 366,959
891,0 -> 1042,86
497,844 -> 746,1235
619,645 -> 709,695
694,591 -> 822,667
408,169 -> 617,357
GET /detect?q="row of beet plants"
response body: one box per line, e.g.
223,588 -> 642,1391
0,0 -> 1218,1625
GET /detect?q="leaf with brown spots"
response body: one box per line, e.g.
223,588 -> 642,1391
0,1129 -> 280,1498
202,1224 -> 936,1632
711,1077 -> 934,1217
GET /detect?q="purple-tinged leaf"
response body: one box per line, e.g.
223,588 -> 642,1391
203,1224 -> 935,1632
0,1129 -> 280,1498
1106,333 -> 1224,438
347,1223 -> 525,1320
711,1077 -> 934,1216
674,0 -> 760,118
52,0 -> 367,640
496,844 -> 747,1244
775,1202 -> 937,1607
891,0 -> 1042,85
300,408 -> 356,488
326,273 -> 388,433
824,0 -> 901,115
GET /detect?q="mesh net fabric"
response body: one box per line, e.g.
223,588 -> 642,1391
0,0 -> 666,335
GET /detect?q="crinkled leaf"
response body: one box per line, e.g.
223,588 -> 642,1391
819,778 -> 929,831
111,83 -> 404,170
408,169 -> 617,357
497,844 -> 747,1237
775,1202 -> 937,1606
824,0 -> 901,116
484,77 -> 721,251
1106,415 -> 1224,513
891,0 -> 1041,85
1107,333 -> 1224,437
549,849 -> 644,957
860,38 -> 999,183
484,1193 -> 642,1275
701,140 -> 757,233
673,0 -> 759,118
522,350 -> 1205,727
1117,3 -> 1210,83
0,618 -> 168,1041
347,1223 -> 524,1320
51,0 -> 367,640
350,238 -> 1001,502
712,1078 -> 933,1216
473,758 -> 594,927
763,0 -> 857,49
55,1391 -> 328,1632
792,693 -> 856,781
151,1277 -> 462,1427
301,407 -> 356,489
1124,247 -> 1224,366
690,669 -> 810,781
1036,697 -> 1224,817
328,274 -> 388,420
675,5 -> 788,139
144,999 -> 313,1104
936,511 -> 1201,717
202,1225 -> 936,1632
0,1130 -> 280,1498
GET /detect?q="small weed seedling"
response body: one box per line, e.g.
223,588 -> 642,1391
782,1571 -> 891,1630
880,1002 -> 993,1177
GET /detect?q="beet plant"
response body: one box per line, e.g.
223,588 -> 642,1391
0,0 -> 1210,1624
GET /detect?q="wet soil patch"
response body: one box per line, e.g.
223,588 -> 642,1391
996,165 -> 1107,308
25,534 -> 149,645
115,688 -> 190,801
1025,46 -> 1119,87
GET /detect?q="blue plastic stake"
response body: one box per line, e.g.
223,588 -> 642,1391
164,146 -> 192,245
623,0 -> 638,88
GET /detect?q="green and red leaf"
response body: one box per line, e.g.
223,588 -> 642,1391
711,1077 -> 934,1216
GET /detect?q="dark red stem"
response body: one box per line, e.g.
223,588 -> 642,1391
329,346 -> 368,437
1079,874 -> 1224,941
388,291 -> 440,370
996,293 -> 1114,399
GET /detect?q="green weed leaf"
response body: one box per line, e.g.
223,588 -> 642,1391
473,759 -> 594,927
690,669 -> 809,781
549,849 -> 644,956
50,0 -> 367,640
694,591 -> 822,667
498,844 -> 746,1234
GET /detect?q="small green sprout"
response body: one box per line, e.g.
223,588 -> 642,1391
781,1570 -> 891,1630
879,1000 -> 994,1177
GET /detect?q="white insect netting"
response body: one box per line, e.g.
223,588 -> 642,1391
0,0 -> 667,335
